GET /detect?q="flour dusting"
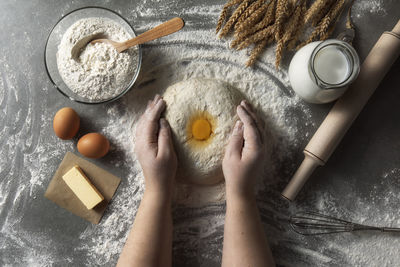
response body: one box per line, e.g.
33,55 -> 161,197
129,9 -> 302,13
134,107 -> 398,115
1,0 -> 398,267
352,0 -> 387,18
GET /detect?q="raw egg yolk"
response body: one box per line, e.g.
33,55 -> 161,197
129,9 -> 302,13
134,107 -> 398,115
191,119 -> 211,141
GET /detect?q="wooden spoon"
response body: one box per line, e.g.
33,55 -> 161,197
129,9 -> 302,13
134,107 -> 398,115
90,17 -> 185,53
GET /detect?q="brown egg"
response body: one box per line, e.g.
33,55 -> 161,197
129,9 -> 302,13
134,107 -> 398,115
53,107 -> 80,140
77,133 -> 110,159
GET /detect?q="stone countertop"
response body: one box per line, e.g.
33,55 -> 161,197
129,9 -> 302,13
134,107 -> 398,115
1,0 -> 399,266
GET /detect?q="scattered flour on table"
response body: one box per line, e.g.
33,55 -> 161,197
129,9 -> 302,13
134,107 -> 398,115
57,17 -> 139,101
307,168 -> 400,266
0,52 -> 72,265
1,1 -> 397,266
352,0 -> 387,18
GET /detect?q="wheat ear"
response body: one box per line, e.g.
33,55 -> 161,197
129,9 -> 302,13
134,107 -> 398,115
235,1 -> 270,36
235,0 -> 265,31
275,0 -> 305,67
315,0 -> 346,39
319,0 -> 347,40
256,0 -> 276,30
311,0 -> 335,26
230,0 -> 275,48
237,25 -> 275,50
219,0 -> 251,38
287,0 -> 307,49
274,0 -> 291,41
216,0 -> 243,33
304,0 -> 327,25
299,0 -> 346,47
246,37 -> 273,66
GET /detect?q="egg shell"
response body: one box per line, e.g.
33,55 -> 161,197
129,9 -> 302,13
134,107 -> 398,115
53,107 -> 80,140
77,133 -> 110,159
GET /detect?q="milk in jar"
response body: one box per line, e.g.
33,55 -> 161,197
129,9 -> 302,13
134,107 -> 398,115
288,39 -> 360,104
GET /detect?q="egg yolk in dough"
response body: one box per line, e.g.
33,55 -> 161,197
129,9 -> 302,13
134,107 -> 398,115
187,111 -> 216,148
191,119 -> 211,140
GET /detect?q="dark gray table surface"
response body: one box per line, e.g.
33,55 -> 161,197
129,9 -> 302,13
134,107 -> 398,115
1,0 -> 399,266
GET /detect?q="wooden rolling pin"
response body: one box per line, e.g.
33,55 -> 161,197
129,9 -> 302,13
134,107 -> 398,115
282,19 -> 400,201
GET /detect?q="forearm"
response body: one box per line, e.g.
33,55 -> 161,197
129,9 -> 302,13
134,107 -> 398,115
222,193 -> 275,267
117,190 -> 172,267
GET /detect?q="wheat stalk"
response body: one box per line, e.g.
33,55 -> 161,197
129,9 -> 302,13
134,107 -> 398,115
287,0 -> 307,49
311,0 -> 335,26
216,0 -> 243,33
230,31 -> 249,48
235,1 -> 270,36
275,39 -> 285,68
304,0 -> 327,25
320,23 -> 336,40
274,0 -> 291,41
235,0 -> 265,31
315,0 -> 345,38
237,25 -> 275,50
230,0 -> 275,48
256,0 -> 276,29
299,0 -> 346,48
319,0 -> 347,39
219,0 -> 251,38
275,0 -> 305,67
246,37 -> 273,66
216,0 -> 352,68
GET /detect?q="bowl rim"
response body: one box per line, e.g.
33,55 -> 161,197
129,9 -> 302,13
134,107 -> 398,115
44,6 -> 143,105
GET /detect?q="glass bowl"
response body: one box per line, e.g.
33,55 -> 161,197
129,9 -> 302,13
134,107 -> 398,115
44,6 -> 142,104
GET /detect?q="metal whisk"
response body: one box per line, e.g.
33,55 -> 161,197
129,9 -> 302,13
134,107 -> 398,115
289,211 -> 400,235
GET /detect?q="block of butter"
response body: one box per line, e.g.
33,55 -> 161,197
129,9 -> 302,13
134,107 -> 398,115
62,165 -> 104,209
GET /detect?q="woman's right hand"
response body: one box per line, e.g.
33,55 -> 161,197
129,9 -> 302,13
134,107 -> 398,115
222,100 -> 264,199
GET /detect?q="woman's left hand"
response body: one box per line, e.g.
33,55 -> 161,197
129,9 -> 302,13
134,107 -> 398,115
135,94 -> 177,197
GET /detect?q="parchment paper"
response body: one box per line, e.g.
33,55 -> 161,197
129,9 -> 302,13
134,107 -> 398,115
44,152 -> 121,224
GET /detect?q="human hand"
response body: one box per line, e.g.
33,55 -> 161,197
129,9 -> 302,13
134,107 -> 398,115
222,100 -> 264,199
135,94 -> 177,197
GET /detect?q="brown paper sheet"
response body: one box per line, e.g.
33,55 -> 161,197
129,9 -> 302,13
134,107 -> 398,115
44,152 -> 121,224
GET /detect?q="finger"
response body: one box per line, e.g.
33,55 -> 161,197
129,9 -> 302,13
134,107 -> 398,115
240,100 -> 263,144
136,110 -> 148,138
142,99 -> 166,145
237,105 -> 262,149
153,94 -> 161,102
148,94 -> 160,109
146,97 -> 166,122
140,100 -> 153,126
225,120 -> 244,158
240,100 -> 258,123
157,118 -> 174,158
138,100 -> 152,132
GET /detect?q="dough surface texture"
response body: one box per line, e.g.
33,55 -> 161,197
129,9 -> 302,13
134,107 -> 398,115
163,78 -> 243,185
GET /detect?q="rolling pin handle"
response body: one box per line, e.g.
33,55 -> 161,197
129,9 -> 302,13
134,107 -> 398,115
281,151 -> 324,201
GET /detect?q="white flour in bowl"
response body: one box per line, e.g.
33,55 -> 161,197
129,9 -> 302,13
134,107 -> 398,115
56,17 -> 139,101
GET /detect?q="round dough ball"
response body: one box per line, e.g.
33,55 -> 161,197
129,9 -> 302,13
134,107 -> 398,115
163,78 -> 243,185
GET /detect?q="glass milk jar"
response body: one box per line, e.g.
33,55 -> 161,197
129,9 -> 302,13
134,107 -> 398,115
288,39 -> 360,104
